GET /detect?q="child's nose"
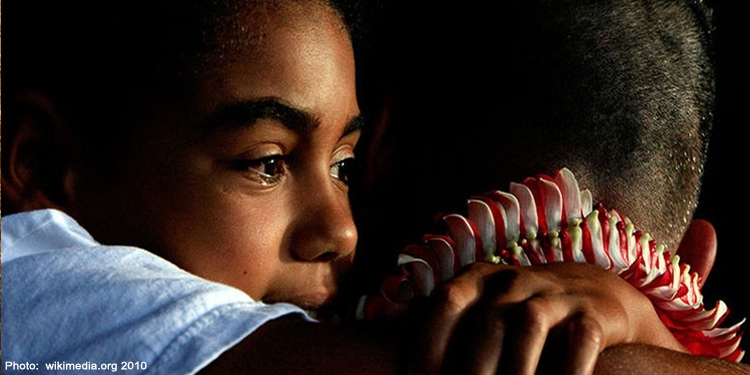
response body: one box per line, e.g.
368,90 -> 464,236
290,187 -> 357,262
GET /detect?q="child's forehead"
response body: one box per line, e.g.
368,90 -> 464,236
130,0 -> 357,139
176,0 -> 344,80
118,0 -> 350,113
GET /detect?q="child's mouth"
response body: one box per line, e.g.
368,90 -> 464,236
285,292 -> 336,320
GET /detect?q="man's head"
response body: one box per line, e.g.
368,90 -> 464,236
355,0 -> 715,268
3,0 -> 363,310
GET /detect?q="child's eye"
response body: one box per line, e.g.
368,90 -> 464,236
330,157 -> 356,185
232,155 -> 287,186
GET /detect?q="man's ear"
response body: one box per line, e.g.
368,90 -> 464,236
675,219 -> 717,287
1,91 -> 78,214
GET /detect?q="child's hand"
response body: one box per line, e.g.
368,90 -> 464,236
406,261 -> 684,375
357,168 -> 743,372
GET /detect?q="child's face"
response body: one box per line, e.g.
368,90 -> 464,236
73,2 -> 360,310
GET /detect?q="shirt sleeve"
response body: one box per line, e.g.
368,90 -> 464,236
1,244 -> 309,375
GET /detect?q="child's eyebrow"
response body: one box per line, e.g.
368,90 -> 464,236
200,98 -> 313,132
343,114 -> 365,137
199,98 -> 364,138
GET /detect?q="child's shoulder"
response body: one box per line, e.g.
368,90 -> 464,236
1,209 -> 309,374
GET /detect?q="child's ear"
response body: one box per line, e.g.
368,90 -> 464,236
2,91 -> 78,214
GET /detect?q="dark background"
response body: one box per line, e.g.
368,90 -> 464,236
693,1 -> 749,357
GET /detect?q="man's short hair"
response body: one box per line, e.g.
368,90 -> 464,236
355,0 -> 715,260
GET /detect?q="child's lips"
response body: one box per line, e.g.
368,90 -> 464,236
263,271 -> 341,314
293,294 -> 335,321
281,291 -> 336,312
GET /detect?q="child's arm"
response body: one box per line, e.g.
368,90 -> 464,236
199,262 -> 651,375
198,260 -> 748,374
199,314 -> 400,374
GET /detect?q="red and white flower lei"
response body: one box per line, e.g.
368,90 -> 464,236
357,168 -> 745,362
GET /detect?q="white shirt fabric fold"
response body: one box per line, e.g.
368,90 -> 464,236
2,209 -> 309,375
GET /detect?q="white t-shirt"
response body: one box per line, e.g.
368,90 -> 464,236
1,209 -> 309,375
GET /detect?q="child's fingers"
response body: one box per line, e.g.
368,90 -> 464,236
436,303 -> 507,375
439,266 -> 560,375
496,295 -> 566,375
563,314 -> 605,375
449,264 -> 619,375
408,262 -> 636,374
408,263 -> 508,374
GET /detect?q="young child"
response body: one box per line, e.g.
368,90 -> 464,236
2,1 -> 747,375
